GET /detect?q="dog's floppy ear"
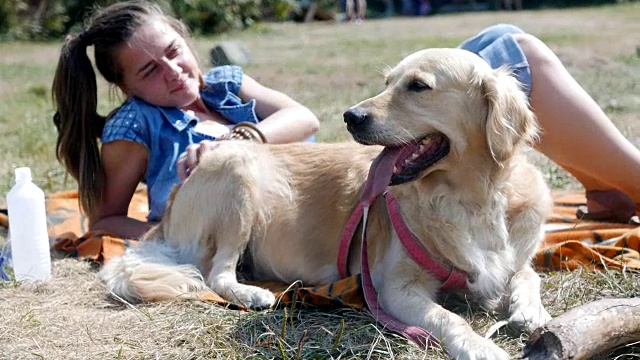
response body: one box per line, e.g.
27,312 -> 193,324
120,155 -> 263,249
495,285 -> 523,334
481,66 -> 539,163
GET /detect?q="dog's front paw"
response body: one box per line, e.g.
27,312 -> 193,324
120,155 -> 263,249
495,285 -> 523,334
508,305 -> 551,333
229,284 -> 276,310
448,334 -> 510,360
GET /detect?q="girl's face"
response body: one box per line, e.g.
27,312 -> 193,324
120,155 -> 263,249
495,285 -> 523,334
116,19 -> 201,108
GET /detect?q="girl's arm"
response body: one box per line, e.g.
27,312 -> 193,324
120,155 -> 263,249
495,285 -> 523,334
238,74 -> 320,144
90,140 -> 153,238
177,75 -> 321,182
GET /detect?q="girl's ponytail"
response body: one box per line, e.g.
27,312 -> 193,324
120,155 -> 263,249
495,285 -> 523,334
52,31 -> 105,221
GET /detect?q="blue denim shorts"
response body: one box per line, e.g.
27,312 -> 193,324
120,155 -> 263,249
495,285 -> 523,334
458,24 -> 531,97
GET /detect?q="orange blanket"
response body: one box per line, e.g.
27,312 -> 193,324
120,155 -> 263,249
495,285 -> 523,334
2,189 -> 639,309
540,192 -> 639,270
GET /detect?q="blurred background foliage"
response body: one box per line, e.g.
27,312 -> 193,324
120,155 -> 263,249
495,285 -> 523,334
0,0 -> 300,40
0,0 -> 627,41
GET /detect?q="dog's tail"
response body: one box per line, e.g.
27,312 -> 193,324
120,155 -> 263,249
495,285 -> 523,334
98,239 -> 216,303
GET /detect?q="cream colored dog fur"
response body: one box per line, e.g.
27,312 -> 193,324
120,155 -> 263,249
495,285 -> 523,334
100,48 -> 552,359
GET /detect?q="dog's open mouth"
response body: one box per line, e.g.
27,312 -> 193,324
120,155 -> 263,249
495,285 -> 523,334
384,133 -> 450,185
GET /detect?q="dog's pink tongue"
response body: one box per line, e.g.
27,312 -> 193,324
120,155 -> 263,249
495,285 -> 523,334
362,146 -> 403,203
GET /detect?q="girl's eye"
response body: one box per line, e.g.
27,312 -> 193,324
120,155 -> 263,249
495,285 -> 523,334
143,65 -> 157,78
408,80 -> 431,92
167,46 -> 180,58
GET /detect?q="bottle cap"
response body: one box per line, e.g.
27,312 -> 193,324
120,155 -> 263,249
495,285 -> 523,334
15,167 -> 32,183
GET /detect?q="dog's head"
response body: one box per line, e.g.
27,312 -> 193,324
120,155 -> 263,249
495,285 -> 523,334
344,48 -> 538,185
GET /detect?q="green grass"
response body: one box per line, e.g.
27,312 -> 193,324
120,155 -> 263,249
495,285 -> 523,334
0,2 -> 639,358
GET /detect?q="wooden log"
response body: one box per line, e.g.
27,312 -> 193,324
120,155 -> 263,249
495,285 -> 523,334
522,298 -> 640,360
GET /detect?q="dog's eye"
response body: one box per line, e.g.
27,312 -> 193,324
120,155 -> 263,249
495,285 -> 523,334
408,80 -> 431,92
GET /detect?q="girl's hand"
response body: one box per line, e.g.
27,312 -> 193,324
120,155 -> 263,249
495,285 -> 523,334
177,123 -> 268,182
177,140 -> 222,183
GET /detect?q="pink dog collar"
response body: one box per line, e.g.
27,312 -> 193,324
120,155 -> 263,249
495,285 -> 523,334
336,146 -> 468,348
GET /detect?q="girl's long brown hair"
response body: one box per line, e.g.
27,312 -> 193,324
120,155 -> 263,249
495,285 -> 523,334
51,1 -> 189,222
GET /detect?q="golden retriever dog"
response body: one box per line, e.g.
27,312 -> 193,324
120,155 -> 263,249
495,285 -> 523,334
100,48 -> 552,359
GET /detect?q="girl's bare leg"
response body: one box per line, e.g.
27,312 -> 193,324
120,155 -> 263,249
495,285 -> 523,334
514,34 -> 640,214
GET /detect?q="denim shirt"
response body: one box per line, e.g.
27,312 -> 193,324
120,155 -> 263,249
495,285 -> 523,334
102,65 -> 258,222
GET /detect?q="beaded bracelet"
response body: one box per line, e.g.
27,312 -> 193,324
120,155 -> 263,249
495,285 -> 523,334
227,122 -> 268,143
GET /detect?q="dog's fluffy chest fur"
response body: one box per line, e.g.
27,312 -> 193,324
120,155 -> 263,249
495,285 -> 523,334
391,184 -> 518,303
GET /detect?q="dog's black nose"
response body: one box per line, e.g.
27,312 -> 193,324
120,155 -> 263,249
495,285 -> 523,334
343,107 -> 369,128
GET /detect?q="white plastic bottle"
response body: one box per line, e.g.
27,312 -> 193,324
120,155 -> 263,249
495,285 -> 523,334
6,167 -> 51,282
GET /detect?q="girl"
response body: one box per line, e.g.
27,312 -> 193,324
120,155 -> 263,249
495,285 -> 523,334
52,1 -> 320,238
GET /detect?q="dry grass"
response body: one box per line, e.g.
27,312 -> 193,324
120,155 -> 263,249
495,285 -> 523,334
1,3 -> 639,359
3,259 -> 640,359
